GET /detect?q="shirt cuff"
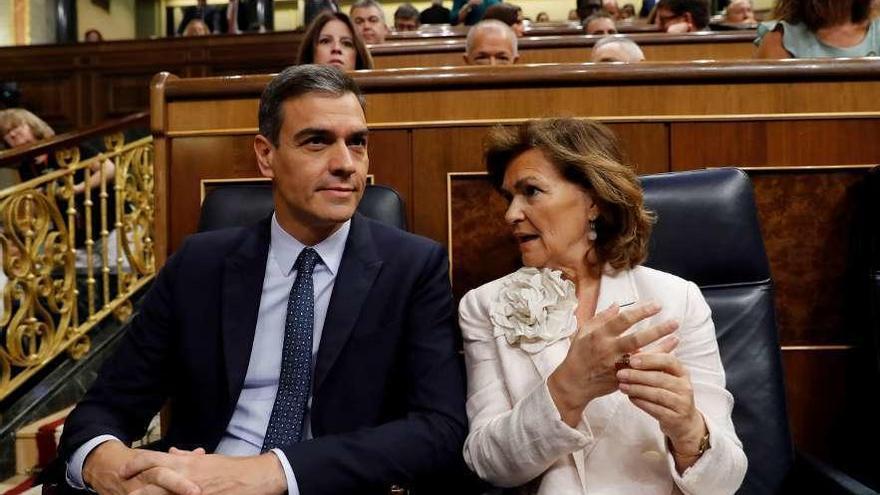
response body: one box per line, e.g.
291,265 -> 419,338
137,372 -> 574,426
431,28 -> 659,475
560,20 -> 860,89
270,448 -> 300,495
66,435 -> 120,489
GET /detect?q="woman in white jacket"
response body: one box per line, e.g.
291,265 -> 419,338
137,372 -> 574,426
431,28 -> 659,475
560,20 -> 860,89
459,118 -> 747,494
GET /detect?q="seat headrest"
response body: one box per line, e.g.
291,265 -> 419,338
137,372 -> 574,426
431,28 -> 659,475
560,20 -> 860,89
641,168 -> 770,288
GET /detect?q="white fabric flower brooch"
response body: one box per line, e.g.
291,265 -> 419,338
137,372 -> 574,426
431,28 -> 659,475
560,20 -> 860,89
489,267 -> 578,353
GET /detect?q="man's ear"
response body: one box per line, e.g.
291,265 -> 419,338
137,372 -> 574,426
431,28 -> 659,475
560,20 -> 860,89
513,54 -> 520,64
463,53 -> 470,64
254,134 -> 276,179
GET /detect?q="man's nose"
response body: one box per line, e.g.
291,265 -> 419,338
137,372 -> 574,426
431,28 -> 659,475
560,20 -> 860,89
328,141 -> 356,174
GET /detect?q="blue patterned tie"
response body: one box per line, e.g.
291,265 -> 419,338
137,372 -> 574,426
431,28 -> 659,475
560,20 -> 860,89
262,247 -> 321,451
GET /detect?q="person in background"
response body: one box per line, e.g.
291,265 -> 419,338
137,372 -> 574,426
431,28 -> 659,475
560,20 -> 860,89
297,12 -> 374,70
182,18 -> 211,36
754,0 -> 879,58
394,3 -> 421,31
591,35 -> 645,61
725,0 -> 755,23
536,12 -> 550,22
619,4 -> 636,19
603,0 -> 621,19
350,0 -> 390,43
177,0 -> 227,34
0,109 -> 118,265
463,19 -> 519,65
83,29 -> 103,42
483,3 -> 526,37
451,0 -> 502,26
576,0 -> 603,22
459,118 -> 747,494
303,0 -> 339,26
421,0 -> 451,24
568,9 -> 580,21
655,0 -> 710,33
584,12 -> 618,35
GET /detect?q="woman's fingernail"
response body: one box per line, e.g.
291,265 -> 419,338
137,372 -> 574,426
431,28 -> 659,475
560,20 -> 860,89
619,383 -> 630,393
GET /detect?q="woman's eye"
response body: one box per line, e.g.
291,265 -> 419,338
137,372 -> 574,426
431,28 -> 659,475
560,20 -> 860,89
342,40 -> 354,48
524,185 -> 541,197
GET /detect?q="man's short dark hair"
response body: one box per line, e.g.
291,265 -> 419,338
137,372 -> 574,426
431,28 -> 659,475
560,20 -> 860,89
394,3 -> 419,20
656,0 -> 710,29
258,64 -> 365,147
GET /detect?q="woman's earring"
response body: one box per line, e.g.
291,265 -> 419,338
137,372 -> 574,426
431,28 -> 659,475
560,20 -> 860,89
588,218 -> 597,241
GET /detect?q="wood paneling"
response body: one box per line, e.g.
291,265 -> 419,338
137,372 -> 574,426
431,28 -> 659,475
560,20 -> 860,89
2,29 -> 757,131
751,168 -> 870,345
671,120 -> 880,169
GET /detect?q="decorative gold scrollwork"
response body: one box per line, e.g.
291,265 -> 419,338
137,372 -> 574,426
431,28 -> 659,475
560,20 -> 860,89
0,188 -> 73,378
0,134 -> 156,400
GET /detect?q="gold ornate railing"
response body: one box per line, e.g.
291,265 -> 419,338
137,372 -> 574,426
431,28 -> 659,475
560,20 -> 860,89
0,119 -> 155,401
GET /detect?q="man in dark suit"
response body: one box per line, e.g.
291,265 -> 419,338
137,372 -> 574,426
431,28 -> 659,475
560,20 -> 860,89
57,65 -> 468,495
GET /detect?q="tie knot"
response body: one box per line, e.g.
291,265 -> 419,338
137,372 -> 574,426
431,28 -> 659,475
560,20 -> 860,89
294,247 -> 320,275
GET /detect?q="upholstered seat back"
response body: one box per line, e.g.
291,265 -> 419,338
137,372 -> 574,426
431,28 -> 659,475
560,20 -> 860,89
197,183 -> 408,232
641,168 -> 793,494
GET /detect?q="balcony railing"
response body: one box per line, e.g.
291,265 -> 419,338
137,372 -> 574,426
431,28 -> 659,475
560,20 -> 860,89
0,112 -> 155,401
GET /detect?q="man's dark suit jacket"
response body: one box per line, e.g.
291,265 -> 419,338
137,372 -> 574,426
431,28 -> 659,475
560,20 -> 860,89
58,213 -> 469,494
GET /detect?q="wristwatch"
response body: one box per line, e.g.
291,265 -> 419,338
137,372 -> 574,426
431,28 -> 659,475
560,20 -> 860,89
668,430 -> 710,457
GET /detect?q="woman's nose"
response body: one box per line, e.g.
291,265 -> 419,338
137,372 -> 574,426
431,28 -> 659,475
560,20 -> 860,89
504,199 -> 524,225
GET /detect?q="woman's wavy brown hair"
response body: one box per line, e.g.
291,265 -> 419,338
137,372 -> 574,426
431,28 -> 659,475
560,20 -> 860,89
485,118 -> 654,271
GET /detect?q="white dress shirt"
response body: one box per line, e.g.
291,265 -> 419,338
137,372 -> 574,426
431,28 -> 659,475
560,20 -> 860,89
68,214 -> 351,495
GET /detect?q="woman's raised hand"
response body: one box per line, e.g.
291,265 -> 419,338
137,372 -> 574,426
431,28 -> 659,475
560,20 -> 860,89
617,350 -> 708,472
548,302 -> 679,427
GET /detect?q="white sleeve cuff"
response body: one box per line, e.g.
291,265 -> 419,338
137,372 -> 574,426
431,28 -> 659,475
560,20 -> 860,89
270,448 -> 300,495
66,435 -> 121,489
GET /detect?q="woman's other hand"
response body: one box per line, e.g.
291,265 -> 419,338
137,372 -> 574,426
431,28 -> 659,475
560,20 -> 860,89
547,301 -> 679,427
616,352 -> 708,472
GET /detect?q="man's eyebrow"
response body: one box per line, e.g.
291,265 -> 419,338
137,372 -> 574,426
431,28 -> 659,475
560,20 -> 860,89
292,127 -> 370,141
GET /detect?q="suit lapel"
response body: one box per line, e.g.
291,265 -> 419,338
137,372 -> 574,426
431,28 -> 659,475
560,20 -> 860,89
313,213 -> 383,393
221,218 -> 271,407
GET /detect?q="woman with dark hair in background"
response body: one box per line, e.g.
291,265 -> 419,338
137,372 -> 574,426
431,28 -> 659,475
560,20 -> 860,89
755,0 -> 879,58
297,11 -> 374,70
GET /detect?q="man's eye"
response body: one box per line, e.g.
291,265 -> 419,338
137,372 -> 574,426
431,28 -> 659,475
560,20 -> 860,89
304,136 -> 329,147
349,137 -> 368,148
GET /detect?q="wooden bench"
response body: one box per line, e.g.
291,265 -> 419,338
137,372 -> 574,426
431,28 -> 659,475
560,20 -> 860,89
372,30 -> 757,68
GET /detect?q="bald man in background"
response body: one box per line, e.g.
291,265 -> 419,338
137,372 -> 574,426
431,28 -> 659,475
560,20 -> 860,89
463,20 -> 519,65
